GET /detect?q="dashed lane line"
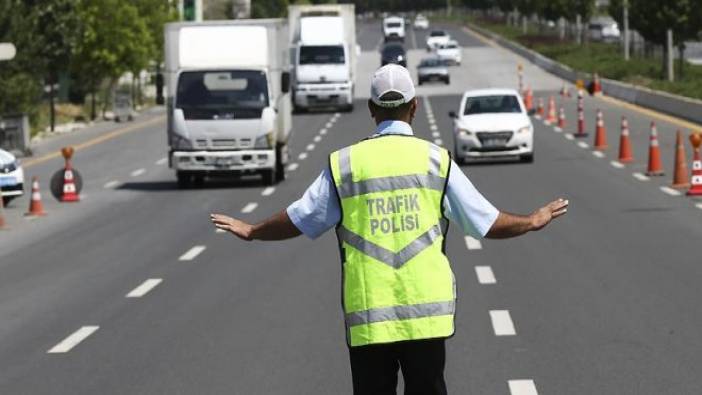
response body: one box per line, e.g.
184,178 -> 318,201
577,141 -> 589,149
432,132 -> 441,138
464,236 -> 482,250
298,152 -> 308,160
47,326 -> 99,354
553,126 -> 562,133
216,228 -> 226,233
489,310 -> 516,336
660,186 -> 682,196
610,161 -> 625,169
633,172 -> 650,181
313,135 -> 322,143
592,151 -> 605,158
103,180 -> 121,189
475,266 -> 496,284
287,162 -> 299,171
130,168 -> 146,177
434,139 -> 443,146
508,379 -> 539,395
155,157 -> 168,166
179,245 -> 206,261
325,122 -> 333,129
241,202 -> 258,213
306,144 -> 315,151
696,203 -> 702,210
565,133 -> 575,140
320,128 -> 328,135
261,187 -> 275,197
126,278 -> 163,298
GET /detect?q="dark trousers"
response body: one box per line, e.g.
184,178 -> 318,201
348,338 -> 448,395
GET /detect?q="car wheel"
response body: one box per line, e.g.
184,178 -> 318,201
2,196 -> 16,206
262,168 -> 277,186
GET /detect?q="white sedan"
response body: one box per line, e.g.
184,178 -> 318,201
436,40 -> 461,65
449,89 -> 534,163
414,15 -> 429,30
426,29 -> 450,51
0,148 -> 25,205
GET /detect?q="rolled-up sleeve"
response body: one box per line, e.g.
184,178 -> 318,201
443,161 -> 499,238
286,168 -> 341,239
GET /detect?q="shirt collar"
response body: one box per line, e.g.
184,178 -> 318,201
372,120 -> 414,137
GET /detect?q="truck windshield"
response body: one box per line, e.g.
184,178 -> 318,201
386,22 -> 402,28
176,70 -> 269,120
299,46 -> 345,65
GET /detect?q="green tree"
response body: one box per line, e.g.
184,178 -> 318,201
252,0 -> 289,18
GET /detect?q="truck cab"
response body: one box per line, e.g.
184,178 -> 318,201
383,16 -> 405,42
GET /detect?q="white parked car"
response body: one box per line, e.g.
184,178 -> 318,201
426,29 -> 450,51
436,40 -> 461,65
414,15 -> 429,30
450,89 -> 534,163
383,16 -> 405,42
0,148 -> 25,205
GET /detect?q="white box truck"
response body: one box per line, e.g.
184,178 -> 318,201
288,4 -> 357,112
164,19 -> 292,187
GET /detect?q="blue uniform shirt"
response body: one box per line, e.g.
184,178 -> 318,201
287,120 -> 500,239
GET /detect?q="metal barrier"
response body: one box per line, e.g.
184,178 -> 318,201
0,114 -> 30,155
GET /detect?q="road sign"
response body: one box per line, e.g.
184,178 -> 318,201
0,43 -> 16,61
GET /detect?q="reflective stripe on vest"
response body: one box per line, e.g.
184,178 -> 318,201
330,135 -> 455,347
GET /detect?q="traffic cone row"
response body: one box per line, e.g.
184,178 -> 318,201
545,96 -> 557,124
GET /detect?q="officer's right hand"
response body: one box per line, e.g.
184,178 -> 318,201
210,213 -> 254,241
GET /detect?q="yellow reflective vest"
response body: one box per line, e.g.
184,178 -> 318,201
329,134 -> 456,347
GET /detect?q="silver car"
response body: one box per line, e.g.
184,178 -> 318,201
417,57 -> 449,85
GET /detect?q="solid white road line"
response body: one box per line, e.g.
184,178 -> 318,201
179,245 -> 206,261
261,187 -> 275,196
633,172 -> 650,181
48,326 -> 99,354
660,186 -> 682,196
610,161 -> 625,168
592,151 -> 605,158
103,180 -> 121,189
130,168 -> 146,177
241,202 -> 258,213
298,152 -> 308,160
565,133 -> 575,140
155,157 -> 168,166
313,135 -> 322,143
508,379 -> 539,395
475,266 -> 496,284
577,141 -> 589,149
464,236 -> 482,250
126,278 -> 162,298
489,310 -> 516,336
287,162 -> 299,171
320,128 -> 327,135
306,143 -> 315,151
434,139 -> 443,146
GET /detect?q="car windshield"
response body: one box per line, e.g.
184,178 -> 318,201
299,45 -> 345,65
176,70 -> 269,120
420,58 -> 444,67
463,95 -> 522,115
430,31 -> 446,37
447,44 -> 459,49
383,45 -> 405,56
386,22 -> 402,28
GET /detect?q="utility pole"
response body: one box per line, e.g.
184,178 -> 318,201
667,29 -> 674,82
623,0 -> 630,61
446,0 -> 452,18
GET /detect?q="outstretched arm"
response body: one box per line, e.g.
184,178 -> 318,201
210,210 -> 302,241
485,198 -> 568,239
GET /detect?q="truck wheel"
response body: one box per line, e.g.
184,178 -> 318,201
262,169 -> 276,186
176,172 -> 191,189
343,103 -> 354,113
445,77 -> 450,85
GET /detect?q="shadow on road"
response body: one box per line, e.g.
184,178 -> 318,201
118,178 -> 264,192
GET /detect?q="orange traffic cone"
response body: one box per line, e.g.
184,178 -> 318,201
617,116 -> 634,163
545,96 -> 557,124
560,83 -> 570,99
593,109 -> 607,150
557,107 -> 566,130
688,132 -> 702,196
524,86 -> 533,111
25,176 -> 47,216
576,90 -> 587,138
671,130 -> 690,188
60,147 -> 80,202
592,73 -> 602,96
536,98 -> 544,118
646,122 -> 665,176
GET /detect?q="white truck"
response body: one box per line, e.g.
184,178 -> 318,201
288,4 -> 357,112
382,16 -> 406,42
164,20 -> 292,187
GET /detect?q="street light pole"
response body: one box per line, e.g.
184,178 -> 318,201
623,0 -> 630,61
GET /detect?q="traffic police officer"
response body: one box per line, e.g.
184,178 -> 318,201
211,64 -> 568,395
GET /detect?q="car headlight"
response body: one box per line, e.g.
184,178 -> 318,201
457,129 -> 472,137
518,126 -> 531,134
255,131 -> 275,149
171,134 -> 194,150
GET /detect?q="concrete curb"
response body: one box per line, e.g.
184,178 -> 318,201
467,23 -> 702,126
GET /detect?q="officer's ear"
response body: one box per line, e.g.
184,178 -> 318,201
368,99 -> 377,120
409,97 -> 418,123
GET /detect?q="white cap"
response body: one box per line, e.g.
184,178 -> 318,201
370,64 -> 416,108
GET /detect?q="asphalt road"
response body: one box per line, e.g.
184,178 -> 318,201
2,21 -> 702,395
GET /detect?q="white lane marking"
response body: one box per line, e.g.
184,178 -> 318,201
216,228 -> 226,233
553,127 -> 562,133
287,162 -> 299,171
48,326 -> 99,354
334,112 -> 341,118
155,157 -> 168,166
179,245 -> 206,261
313,135 -> 322,143
103,180 -> 121,189
319,128 -> 327,135
508,379 -> 539,395
432,132 -> 441,138
610,161 -> 625,169
261,187 -> 275,196
298,152 -> 308,160
489,310 -> 516,336
306,143 -> 315,151
696,203 -> 702,210
475,266 -> 496,284
464,236 -> 482,250
241,202 -> 258,213
325,122 -> 333,129
660,186 -> 682,196
130,168 -> 146,177
565,133 -> 575,140
126,278 -> 163,298
592,151 -> 605,158
434,139 -> 443,146
430,124 -> 438,131
633,172 -> 650,181
577,141 -> 589,149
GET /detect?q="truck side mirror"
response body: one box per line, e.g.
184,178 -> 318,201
281,72 -> 291,94
448,111 -> 456,119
